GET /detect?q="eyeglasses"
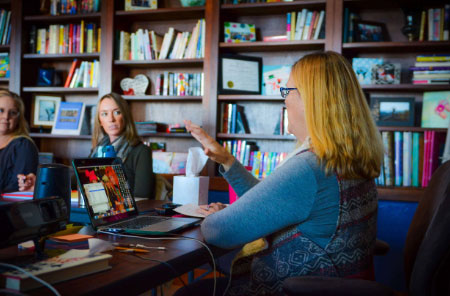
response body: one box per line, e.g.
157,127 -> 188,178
0,108 -> 20,118
280,87 -> 297,99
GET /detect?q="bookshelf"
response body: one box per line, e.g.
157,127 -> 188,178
3,0 -> 447,201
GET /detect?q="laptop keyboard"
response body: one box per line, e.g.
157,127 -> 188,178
110,216 -> 170,229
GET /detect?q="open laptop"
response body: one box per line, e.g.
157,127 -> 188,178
72,157 -> 200,234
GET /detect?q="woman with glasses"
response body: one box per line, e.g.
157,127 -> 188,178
176,51 -> 384,296
0,89 -> 38,193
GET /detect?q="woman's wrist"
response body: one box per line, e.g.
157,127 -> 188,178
222,155 -> 235,172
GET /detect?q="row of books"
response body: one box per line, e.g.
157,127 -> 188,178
0,9 -> 11,46
342,8 -> 359,43
135,121 -> 168,135
64,59 -> 99,88
0,52 -> 9,78
419,6 -> 450,41
376,131 -> 447,188
220,103 -> 250,134
29,22 -> 101,54
412,54 -> 450,85
48,0 -> 101,15
117,19 -> 205,61
154,72 -> 204,96
275,106 -> 289,135
286,10 -> 325,41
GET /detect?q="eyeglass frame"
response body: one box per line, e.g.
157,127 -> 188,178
280,87 -> 297,99
0,108 -> 20,118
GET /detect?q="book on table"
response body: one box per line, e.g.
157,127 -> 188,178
1,249 -> 112,292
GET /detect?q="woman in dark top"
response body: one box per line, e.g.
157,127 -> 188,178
0,89 -> 38,193
89,93 -> 155,199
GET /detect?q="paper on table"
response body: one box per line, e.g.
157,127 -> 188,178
174,203 -> 206,218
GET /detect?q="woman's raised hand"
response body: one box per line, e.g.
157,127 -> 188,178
184,120 -> 234,170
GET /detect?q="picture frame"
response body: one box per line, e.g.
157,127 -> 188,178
224,22 -> 256,43
371,63 -> 401,85
370,97 -> 415,127
218,54 -> 262,95
31,94 -> 63,128
51,101 -> 86,135
124,0 -> 157,11
354,20 -> 388,42
421,91 -> 450,128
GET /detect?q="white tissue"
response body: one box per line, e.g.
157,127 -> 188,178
185,147 -> 209,177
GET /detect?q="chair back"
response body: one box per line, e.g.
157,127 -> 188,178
404,160 -> 450,296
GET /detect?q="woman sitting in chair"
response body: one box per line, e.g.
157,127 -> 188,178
177,51 -> 384,296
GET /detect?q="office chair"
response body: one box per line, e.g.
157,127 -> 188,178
283,160 -> 450,296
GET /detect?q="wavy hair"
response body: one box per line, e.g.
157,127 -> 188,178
291,51 -> 384,179
92,92 -> 140,148
0,89 -> 31,140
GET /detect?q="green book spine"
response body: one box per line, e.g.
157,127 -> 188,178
412,132 -> 420,187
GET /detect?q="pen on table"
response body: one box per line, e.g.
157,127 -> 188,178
112,242 -> 166,250
114,246 -> 150,253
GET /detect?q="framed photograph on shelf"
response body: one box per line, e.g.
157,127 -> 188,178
51,102 -> 86,135
124,0 -> 157,11
218,54 -> 262,95
421,91 -> 450,128
370,97 -> 415,127
31,94 -> 63,129
354,20 -> 388,42
371,63 -> 401,84
224,22 -> 256,43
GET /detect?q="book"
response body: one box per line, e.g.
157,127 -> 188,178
394,131 -> 403,186
403,132 -> 412,187
382,131 -> 394,186
2,249 -> 111,292
64,59 -> 80,88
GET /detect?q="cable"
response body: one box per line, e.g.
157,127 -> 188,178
97,230 -> 217,296
0,263 -> 61,296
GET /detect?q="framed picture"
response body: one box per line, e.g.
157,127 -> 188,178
421,91 -> 450,128
124,0 -> 157,11
218,54 -> 262,95
31,94 -> 63,128
224,22 -> 256,43
354,20 -> 388,42
370,97 -> 415,127
371,63 -> 401,84
51,101 -> 86,135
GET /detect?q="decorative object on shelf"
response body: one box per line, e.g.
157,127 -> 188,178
401,8 -> 420,41
180,0 -> 205,7
370,97 -> 415,127
262,65 -> 291,96
37,68 -> 55,86
421,91 -> 450,128
51,101 -> 86,135
31,94 -> 63,129
354,20 -> 388,42
352,58 -> 383,85
219,54 -> 262,95
224,22 -> 256,43
125,0 -> 157,11
371,63 -> 401,84
120,74 -> 149,95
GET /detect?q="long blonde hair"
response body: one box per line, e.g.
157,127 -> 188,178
92,93 -> 140,148
0,89 -> 32,140
291,51 -> 384,179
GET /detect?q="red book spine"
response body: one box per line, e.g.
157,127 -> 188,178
421,131 -> 429,187
68,24 -> 73,54
64,59 -> 79,87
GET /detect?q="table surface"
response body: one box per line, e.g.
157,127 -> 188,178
1,200 -> 227,295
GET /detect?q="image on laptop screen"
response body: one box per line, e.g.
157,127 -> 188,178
75,163 -> 136,221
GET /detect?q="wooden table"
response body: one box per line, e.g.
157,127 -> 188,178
4,200 -> 228,295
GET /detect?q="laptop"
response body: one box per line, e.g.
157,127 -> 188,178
72,157 -> 200,234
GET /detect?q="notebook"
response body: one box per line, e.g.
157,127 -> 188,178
72,157 -> 200,234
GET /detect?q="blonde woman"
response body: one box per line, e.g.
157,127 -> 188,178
176,51 -> 384,296
0,89 -> 38,193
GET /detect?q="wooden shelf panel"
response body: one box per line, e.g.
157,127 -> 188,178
377,187 -> 423,202
0,44 -> 9,51
218,95 -> 284,101
30,133 -> 92,140
140,132 -> 192,138
22,87 -> 98,93
23,53 -> 100,60
115,7 -> 204,21
114,59 -> 203,68
218,133 -> 296,140
378,127 -> 448,133
221,1 -> 326,16
361,84 -> 450,92
343,41 -> 450,53
0,77 -> 9,82
24,13 -> 101,23
124,95 -> 202,102
220,40 -> 325,52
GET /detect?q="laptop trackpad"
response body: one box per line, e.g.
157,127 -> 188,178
142,221 -> 189,232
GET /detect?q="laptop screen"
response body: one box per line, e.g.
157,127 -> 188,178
72,158 -> 139,229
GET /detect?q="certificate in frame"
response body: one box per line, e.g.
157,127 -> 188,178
219,54 -> 262,95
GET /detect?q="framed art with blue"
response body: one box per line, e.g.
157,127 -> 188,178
51,101 -> 86,135
370,97 -> 415,127
31,94 -> 63,129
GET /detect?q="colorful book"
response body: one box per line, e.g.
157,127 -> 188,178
382,131 -> 394,186
412,132 -> 421,187
394,131 -> 403,186
403,132 -> 412,187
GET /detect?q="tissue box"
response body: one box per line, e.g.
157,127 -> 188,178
172,176 -> 209,205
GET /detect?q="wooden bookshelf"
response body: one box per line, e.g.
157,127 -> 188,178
123,95 -> 202,102
218,95 -> 284,101
378,127 -> 448,133
115,7 -> 205,21
377,187 -> 424,202
23,12 -> 101,23
140,132 -> 192,138
114,59 -> 203,68
343,41 -> 450,53
30,133 -> 92,140
221,1 -> 326,15
361,84 -> 450,92
23,53 -> 100,60
220,40 -> 325,52
217,133 -> 296,141
22,87 -> 98,93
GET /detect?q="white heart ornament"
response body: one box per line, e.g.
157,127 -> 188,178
133,74 -> 149,95
120,78 -> 133,93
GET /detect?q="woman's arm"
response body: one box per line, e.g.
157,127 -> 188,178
6,138 -> 38,192
201,154 -> 318,249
